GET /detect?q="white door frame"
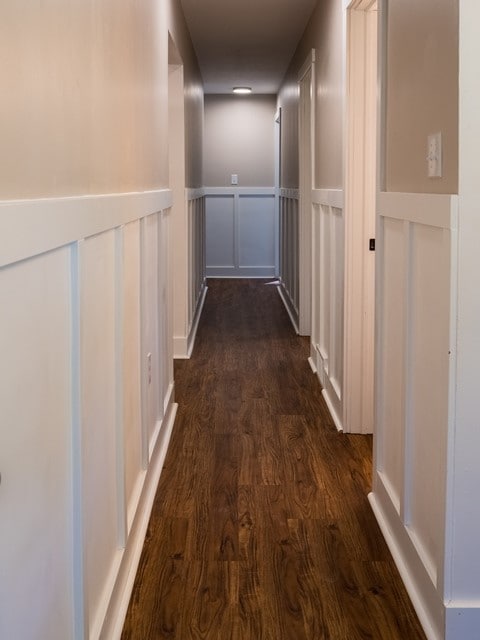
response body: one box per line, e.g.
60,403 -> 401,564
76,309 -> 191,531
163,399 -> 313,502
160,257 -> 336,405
298,50 -> 316,336
343,0 -> 378,433
274,108 -> 282,276
168,34 -> 188,359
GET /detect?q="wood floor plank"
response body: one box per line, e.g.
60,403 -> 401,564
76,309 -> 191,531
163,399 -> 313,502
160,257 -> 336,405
121,519 -> 188,639
180,561 -> 238,640
122,279 -> 426,640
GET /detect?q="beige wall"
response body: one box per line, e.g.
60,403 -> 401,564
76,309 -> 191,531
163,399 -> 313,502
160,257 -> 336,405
278,0 -> 344,190
167,2 -> 204,188
385,0 -> 458,194
203,94 -> 276,187
0,0 -> 203,200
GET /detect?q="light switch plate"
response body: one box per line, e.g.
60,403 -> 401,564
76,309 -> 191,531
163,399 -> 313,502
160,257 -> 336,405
231,174 -> 238,185
427,132 -> 442,178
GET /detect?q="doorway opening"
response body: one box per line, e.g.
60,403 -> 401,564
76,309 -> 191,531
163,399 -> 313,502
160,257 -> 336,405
298,50 -> 316,336
168,34 -> 188,359
343,0 -> 378,434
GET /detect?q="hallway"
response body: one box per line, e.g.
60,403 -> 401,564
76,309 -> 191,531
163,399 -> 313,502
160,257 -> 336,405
121,279 -> 425,640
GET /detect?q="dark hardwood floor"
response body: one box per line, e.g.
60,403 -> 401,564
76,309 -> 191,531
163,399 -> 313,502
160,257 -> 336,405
121,279 -> 426,640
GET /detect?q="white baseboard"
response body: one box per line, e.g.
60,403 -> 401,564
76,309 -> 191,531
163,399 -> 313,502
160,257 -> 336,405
99,399 -> 178,640
368,481 -> 444,640
321,389 -> 343,433
205,267 -> 276,278
173,335 -> 189,360
277,283 -> 299,334
173,284 -> 207,359
308,356 -> 317,374
187,284 -> 208,357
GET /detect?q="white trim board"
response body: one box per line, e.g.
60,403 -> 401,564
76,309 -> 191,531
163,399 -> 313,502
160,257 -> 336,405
277,282 -> 300,334
204,187 -> 275,197
298,48 -> 316,82
0,189 -> 173,268
311,188 -> 344,208
378,191 -> 458,229
322,389 -> 344,433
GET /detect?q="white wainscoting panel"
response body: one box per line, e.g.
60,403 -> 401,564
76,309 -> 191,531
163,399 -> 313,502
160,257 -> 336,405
141,214 -> 163,457
186,190 -> 207,357
0,248 -> 74,640
377,216 -> 405,513
122,221 -> 143,534
172,189 -> 207,360
205,187 -> 276,278
238,196 -> 275,268
278,188 -> 299,331
310,189 -> 345,432
371,191 -> 458,640
0,189 -> 177,640
206,195 -> 235,270
79,231 -> 119,639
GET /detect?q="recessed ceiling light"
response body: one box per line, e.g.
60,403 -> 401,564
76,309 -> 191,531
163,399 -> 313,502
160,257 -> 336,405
233,87 -> 252,95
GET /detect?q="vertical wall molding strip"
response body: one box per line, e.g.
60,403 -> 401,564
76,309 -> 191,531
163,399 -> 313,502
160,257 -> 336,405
70,241 -> 87,640
115,227 -> 128,548
310,189 -> 345,432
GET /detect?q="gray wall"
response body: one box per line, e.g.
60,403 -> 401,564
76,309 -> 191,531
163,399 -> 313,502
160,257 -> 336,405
203,94 -> 276,187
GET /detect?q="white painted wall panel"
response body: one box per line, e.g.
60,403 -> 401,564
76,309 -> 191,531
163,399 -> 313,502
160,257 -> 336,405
311,200 -> 321,347
157,211 -> 172,413
172,189 -> 207,359
206,196 -> 235,267
174,191 -> 206,359
378,217 -> 405,511
0,249 -> 73,640
330,206 -> 344,396
188,194 -> 206,328
238,196 -> 275,267
319,204 -> 331,366
408,223 -> 450,584
372,191 -> 459,638
278,192 -> 299,328
142,214 -> 161,450
206,189 -> 276,278
310,194 -> 345,432
122,221 -> 143,531
79,232 -> 118,637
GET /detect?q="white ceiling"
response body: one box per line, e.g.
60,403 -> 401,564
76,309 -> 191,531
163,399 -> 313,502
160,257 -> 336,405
180,0 -> 318,94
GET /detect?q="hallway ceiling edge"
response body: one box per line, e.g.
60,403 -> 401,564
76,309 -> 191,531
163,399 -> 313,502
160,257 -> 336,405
180,0 -> 318,94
